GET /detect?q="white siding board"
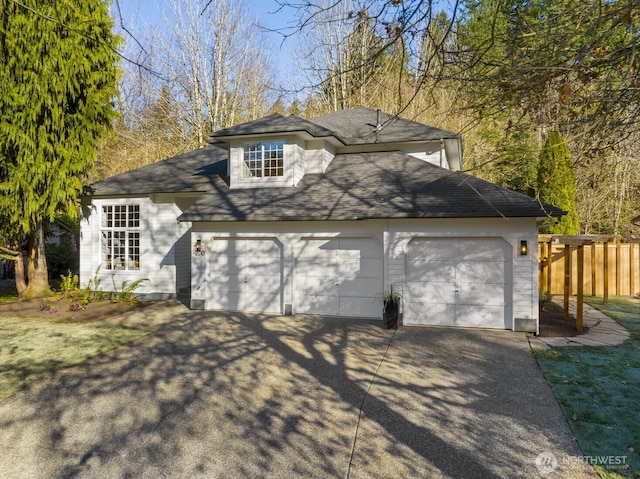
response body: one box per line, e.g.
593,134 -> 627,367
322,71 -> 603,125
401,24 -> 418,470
80,197 -> 189,299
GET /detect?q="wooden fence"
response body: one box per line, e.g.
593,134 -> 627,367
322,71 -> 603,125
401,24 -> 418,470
538,240 -> 640,297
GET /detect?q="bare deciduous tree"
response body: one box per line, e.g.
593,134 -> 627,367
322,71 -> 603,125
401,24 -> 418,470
159,0 -> 275,147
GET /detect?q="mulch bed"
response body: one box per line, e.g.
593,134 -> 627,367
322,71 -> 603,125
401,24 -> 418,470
538,301 -> 584,337
0,296 -> 141,323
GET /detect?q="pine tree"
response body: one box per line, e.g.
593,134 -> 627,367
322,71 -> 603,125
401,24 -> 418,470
0,0 -> 120,296
537,130 -> 579,234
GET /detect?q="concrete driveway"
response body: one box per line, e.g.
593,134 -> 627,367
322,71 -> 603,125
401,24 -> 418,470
0,303 -> 596,478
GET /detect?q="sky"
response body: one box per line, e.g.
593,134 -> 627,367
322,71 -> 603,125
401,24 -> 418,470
114,1 -> 299,66
113,0 -> 303,97
115,0 -> 296,32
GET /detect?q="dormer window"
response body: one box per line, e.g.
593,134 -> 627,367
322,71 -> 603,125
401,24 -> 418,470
243,140 -> 284,178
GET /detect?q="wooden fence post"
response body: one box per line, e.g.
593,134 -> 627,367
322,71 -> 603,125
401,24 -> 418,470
538,242 -> 546,296
630,243 -> 635,297
616,242 -> 621,295
603,241 -> 609,304
591,243 -> 596,296
564,244 -> 571,321
547,241 -> 553,295
576,245 -> 584,332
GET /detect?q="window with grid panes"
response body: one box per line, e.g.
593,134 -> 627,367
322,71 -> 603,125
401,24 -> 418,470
243,141 -> 284,178
101,205 -> 140,270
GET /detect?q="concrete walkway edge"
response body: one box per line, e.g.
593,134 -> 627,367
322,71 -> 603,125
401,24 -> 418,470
528,298 -> 630,349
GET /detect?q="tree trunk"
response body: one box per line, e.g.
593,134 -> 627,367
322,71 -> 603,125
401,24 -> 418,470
14,250 -> 27,296
23,221 -> 49,297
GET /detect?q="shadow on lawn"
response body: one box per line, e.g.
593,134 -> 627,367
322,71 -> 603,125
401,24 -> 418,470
0,307 -> 591,478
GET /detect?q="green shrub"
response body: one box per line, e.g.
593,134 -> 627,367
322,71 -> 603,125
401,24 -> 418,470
59,270 -> 80,298
111,277 -> 149,304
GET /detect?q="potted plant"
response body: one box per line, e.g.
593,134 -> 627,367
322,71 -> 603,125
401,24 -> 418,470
377,283 -> 402,330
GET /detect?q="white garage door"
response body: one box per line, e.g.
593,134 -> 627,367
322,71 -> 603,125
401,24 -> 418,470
295,237 -> 382,318
405,237 -> 512,329
206,238 -> 282,313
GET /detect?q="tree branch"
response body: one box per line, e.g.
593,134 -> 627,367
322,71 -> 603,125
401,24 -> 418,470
0,245 -> 21,258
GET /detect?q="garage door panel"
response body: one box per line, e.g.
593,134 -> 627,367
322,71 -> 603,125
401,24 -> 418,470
207,238 -> 282,313
456,304 -> 505,328
244,261 -> 282,277
208,256 -> 243,275
339,297 -> 379,318
295,237 -> 382,318
457,283 -> 505,306
297,294 -> 339,316
456,262 -> 505,283
244,239 -> 281,256
243,291 -> 281,313
405,237 -> 511,329
209,276 -> 243,292
245,275 -> 281,293
297,276 -> 336,296
296,258 -> 337,277
210,239 -> 242,255
339,277 -> 381,297
457,239 -> 509,261
338,258 -> 382,278
407,261 -> 455,282
406,282 -> 456,304
208,292 -> 242,311
409,239 -> 456,261
404,301 -> 456,325
298,240 -> 337,258
338,238 -> 380,257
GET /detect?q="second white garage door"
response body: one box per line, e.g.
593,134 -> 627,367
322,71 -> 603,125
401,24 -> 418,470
404,237 -> 512,329
206,238 -> 283,313
295,237 -> 382,318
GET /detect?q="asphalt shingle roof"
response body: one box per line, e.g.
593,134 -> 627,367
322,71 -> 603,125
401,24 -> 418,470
87,108 -> 562,221
178,151 -> 563,222
210,113 -> 342,143
312,107 -> 460,145
87,146 -> 227,196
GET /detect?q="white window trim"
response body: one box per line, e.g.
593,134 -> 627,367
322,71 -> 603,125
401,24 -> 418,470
100,204 -> 141,272
242,140 -> 285,179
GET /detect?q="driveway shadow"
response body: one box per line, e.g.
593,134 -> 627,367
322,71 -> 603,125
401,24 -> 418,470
0,306 -> 596,478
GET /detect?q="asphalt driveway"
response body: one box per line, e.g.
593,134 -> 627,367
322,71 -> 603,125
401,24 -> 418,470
0,303 -> 596,478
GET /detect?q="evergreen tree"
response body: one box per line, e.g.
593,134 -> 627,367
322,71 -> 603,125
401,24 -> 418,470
537,130 -> 579,234
0,0 -> 120,296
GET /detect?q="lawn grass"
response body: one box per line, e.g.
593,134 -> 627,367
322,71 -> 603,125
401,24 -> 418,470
0,316 -> 153,401
534,296 -> 640,478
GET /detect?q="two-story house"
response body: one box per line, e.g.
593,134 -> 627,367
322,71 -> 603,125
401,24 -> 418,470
80,107 -> 563,330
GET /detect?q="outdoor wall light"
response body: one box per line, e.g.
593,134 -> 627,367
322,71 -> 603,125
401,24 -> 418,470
194,239 -> 205,256
520,240 -> 528,256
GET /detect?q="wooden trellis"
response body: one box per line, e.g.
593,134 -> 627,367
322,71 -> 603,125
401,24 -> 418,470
538,235 -> 640,332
